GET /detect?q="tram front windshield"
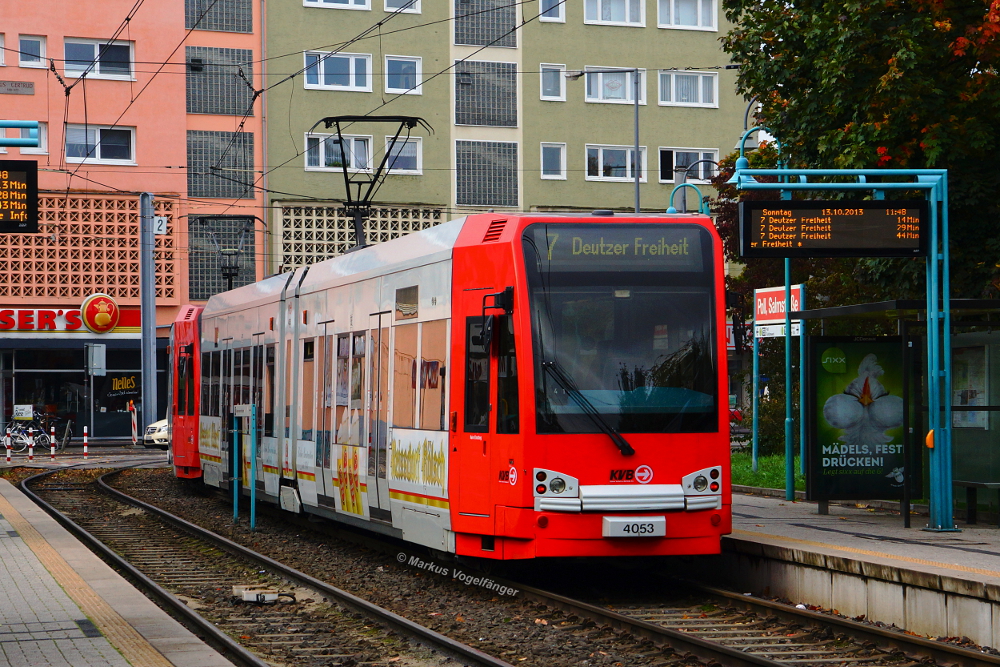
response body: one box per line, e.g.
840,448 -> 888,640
522,223 -> 717,434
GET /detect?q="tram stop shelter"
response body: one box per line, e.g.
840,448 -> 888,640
790,299 -> 1000,527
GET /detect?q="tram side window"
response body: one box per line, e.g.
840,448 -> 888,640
335,335 -> 349,441
186,351 -> 196,416
321,336 -> 334,467
201,352 -> 211,415
465,317 -> 490,433
222,349 -> 233,416
210,350 -> 221,417
392,324 -> 418,428
496,315 -> 518,434
420,319 -> 447,431
301,339 -> 315,441
264,345 -> 275,436
254,345 -> 264,442
177,353 -> 190,416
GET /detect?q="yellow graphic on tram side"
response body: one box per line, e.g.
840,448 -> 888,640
390,437 -> 446,491
337,447 -> 363,515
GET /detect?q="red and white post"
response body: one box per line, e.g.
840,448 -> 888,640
83,426 -> 88,459
50,424 -> 56,461
27,428 -> 34,462
4,432 -> 10,464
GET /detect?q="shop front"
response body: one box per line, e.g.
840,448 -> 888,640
0,295 -> 167,439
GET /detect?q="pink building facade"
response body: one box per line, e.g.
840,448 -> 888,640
1,0 -> 265,437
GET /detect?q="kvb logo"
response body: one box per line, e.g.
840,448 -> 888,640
610,465 -> 655,483
609,469 -> 635,482
498,467 -> 518,485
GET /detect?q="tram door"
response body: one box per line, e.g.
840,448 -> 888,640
366,312 -> 392,519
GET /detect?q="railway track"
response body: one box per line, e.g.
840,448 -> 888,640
509,572 -> 1000,667
49,465 -> 1000,667
21,468 -> 513,667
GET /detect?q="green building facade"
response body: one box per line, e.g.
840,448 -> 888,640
264,0 -> 744,270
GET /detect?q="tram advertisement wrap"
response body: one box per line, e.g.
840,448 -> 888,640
807,336 -> 919,500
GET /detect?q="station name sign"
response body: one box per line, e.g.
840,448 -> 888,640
0,160 -> 39,233
739,200 -> 927,258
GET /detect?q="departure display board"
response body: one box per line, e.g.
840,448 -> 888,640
0,160 -> 38,233
740,200 -> 927,258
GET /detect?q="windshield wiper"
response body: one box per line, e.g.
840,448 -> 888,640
541,360 -> 635,456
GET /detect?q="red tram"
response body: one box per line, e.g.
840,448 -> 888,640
169,213 -> 731,559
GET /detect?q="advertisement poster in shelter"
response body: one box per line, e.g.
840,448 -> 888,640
807,336 -> 920,500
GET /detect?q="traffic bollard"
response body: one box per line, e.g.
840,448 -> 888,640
50,424 -> 56,460
28,428 -> 34,462
83,426 -> 89,459
4,432 -> 10,464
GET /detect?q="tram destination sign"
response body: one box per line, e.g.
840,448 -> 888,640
0,160 -> 38,233
739,200 -> 927,258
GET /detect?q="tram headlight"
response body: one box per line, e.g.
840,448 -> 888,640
549,477 -> 566,494
693,475 -> 709,492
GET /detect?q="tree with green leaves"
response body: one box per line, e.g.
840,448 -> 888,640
721,0 -> 1000,297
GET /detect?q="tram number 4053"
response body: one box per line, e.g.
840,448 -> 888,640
602,516 -> 667,538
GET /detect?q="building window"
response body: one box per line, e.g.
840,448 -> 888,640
304,0 -> 370,8
386,0 -> 419,11
659,148 -> 717,182
386,137 -> 421,174
456,140 -> 518,208
304,52 -> 371,91
586,144 -> 646,182
0,34 -> 5,66
186,47 -> 255,115
385,55 -> 421,94
659,71 -> 717,107
20,122 -> 47,155
584,0 -> 644,25
187,130 -> 255,199
585,68 -> 645,104
455,0 -> 517,47
540,143 -> 566,180
64,39 -> 133,79
540,64 -> 565,101
305,134 -> 371,171
455,61 -> 517,127
186,0 -> 253,33
19,36 -> 45,68
66,125 -> 135,164
188,215 -> 257,300
658,0 -> 715,29
540,0 -> 565,21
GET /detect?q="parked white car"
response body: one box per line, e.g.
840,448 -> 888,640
143,419 -> 168,449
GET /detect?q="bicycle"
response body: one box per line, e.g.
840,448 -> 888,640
34,413 -> 72,451
5,422 -> 50,453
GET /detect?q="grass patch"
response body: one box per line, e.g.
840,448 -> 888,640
731,451 -> 806,492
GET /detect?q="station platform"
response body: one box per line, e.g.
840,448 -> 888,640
721,489 -> 1000,646
0,478 -> 230,667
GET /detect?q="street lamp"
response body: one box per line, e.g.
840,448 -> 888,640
566,67 -> 641,214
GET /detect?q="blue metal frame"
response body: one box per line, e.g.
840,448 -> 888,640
730,157 -> 953,529
0,121 -> 38,148
666,183 -> 710,214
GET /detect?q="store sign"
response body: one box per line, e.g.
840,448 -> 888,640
0,303 -> 139,336
81,293 -> 120,334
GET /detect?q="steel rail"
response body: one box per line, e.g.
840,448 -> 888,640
20,469 -> 272,667
693,582 -> 1000,667
511,581 -> 786,667
91,470 -> 515,667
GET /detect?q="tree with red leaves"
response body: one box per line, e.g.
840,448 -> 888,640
722,0 -> 1000,297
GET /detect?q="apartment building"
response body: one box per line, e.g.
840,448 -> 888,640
265,0 -> 743,270
0,0 -> 265,436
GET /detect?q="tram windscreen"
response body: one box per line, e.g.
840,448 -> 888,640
522,223 -> 718,434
